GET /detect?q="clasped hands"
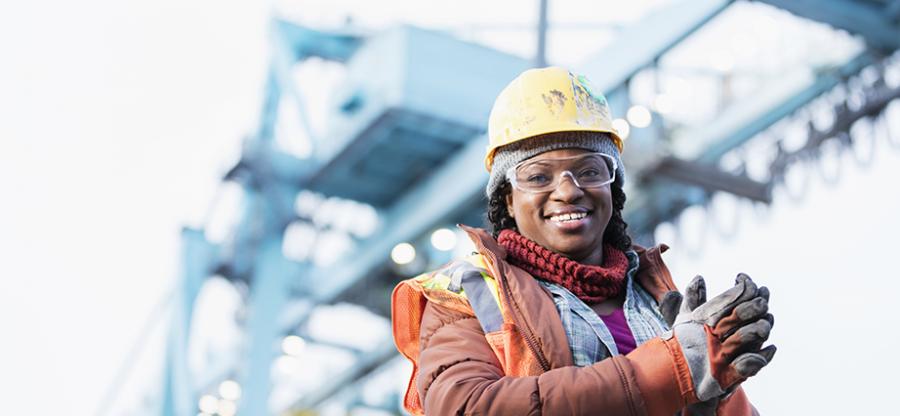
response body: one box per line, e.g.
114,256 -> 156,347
660,273 -> 776,410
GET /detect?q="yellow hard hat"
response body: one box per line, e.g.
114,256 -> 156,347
485,66 -> 623,172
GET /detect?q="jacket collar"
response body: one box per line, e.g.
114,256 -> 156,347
457,224 -> 678,302
631,243 -> 677,304
457,224 -> 680,369
457,224 -> 678,307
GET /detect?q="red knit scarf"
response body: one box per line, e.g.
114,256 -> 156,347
497,229 -> 629,303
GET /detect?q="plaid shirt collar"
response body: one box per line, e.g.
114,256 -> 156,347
539,250 -> 670,366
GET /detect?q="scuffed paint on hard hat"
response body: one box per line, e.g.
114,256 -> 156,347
541,89 -> 567,117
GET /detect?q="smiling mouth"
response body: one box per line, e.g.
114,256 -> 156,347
547,211 -> 591,223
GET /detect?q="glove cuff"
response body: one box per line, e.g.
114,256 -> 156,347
661,332 -> 702,403
626,336 -> 698,415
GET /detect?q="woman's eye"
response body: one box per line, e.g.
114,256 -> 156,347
527,174 -> 550,184
579,169 -> 600,177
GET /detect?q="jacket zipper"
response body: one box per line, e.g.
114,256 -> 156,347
496,260 -> 552,372
461,226 -> 551,372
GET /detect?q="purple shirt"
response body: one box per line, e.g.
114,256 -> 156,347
599,307 -> 637,355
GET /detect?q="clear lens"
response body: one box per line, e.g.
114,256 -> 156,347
507,153 -> 616,193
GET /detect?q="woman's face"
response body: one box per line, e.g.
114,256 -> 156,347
505,148 -> 613,265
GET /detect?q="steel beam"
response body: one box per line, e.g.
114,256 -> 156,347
161,229 -> 218,416
237,236 -> 299,416
649,156 -> 772,203
755,0 -> 900,52
577,0 -> 731,91
292,339 -> 399,410
536,0 -> 549,67
257,19 -> 362,145
309,133 -> 489,302
273,19 -> 362,62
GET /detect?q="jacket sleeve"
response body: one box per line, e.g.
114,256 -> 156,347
718,387 -> 758,416
417,301 -> 669,416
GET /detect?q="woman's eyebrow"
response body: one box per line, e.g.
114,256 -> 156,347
521,160 -> 555,168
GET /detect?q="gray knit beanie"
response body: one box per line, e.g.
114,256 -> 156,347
486,131 -> 625,198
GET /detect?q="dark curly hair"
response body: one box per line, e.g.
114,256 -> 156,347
486,179 -> 633,252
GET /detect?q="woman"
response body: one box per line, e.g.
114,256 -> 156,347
392,67 -> 775,415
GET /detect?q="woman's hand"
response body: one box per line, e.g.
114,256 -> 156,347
668,273 -> 776,402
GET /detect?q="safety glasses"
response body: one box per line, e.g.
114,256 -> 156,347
505,153 -> 616,193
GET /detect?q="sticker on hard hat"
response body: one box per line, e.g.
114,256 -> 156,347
575,74 -> 608,107
570,72 -> 611,125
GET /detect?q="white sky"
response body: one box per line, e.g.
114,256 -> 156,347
1,0 -> 898,414
657,129 -> 900,414
0,0 -> 267,414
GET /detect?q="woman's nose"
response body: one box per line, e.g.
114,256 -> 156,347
551,171 -> 584,201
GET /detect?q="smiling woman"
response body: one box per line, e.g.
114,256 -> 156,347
500,147 -> 616,265
391,67 -> 776,415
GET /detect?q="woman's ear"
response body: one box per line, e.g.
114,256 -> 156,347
505,192 -> 515,218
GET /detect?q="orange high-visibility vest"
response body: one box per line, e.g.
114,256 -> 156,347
391,254 -> 546,415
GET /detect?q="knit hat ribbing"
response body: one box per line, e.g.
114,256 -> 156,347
486,131 -> 625,198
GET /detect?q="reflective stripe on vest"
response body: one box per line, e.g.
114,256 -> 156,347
460,269 -> 504,334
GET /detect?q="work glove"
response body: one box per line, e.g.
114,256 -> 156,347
659,290 -> 683,328
659,273 -> 710,328
669,275 -> 775,415
667,273 -> 776,403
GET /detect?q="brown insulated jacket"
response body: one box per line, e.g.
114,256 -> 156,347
392,225 -> 755,415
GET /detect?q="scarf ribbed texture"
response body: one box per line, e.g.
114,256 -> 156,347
497,229 -> 628,303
